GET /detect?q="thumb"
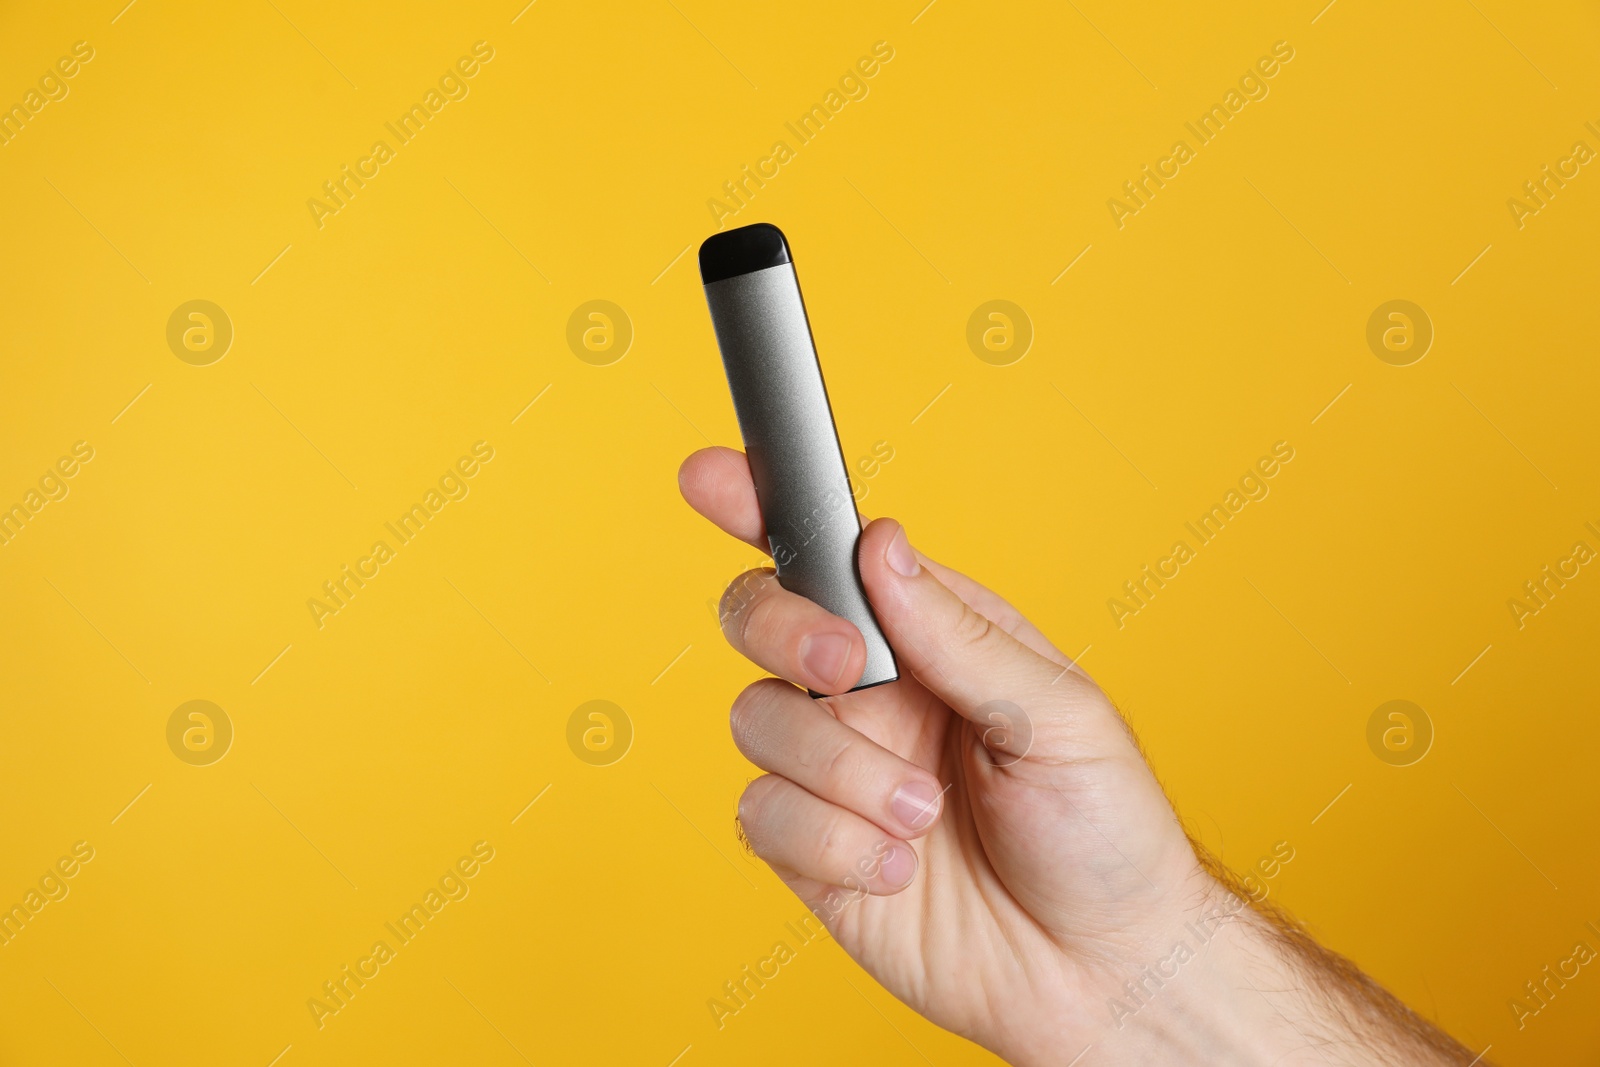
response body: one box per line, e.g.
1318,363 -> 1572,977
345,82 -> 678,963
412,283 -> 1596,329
858,518 -> 1067,726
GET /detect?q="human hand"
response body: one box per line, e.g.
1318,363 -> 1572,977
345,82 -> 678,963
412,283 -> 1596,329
679,446 -> 1480,1067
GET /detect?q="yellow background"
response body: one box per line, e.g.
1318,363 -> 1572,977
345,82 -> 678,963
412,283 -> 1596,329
1,0 -> 1597,1063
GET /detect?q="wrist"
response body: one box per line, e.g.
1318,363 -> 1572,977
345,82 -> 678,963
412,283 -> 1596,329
989,875 -> 1298,1067
1048,875 -> 1464,1067
1089,879 -> 1310,1066
991,872 -> 1420,1067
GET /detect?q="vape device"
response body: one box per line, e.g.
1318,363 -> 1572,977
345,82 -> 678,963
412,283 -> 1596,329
699,223 -> 899,693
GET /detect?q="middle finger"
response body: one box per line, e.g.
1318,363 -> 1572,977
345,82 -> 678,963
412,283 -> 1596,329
720,567 -> 868,695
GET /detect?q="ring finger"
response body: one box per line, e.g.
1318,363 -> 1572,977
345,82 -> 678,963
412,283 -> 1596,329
731,678 -> 945,839
737,773 -> 920,895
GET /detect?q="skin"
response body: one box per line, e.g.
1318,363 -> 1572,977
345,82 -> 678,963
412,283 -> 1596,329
680,446 -> 1480,1066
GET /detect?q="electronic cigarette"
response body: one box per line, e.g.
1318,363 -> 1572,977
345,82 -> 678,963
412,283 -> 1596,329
699,223 -> 899,693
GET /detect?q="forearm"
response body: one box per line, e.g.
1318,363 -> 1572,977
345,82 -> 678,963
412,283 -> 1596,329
1084,873 -> 1482,1067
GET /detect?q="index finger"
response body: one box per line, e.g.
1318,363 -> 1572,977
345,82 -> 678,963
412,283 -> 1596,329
677,446 -> 767,552
677,446 -> 1071,668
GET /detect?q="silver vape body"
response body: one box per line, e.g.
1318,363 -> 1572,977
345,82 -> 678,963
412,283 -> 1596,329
700,224 -> 898,692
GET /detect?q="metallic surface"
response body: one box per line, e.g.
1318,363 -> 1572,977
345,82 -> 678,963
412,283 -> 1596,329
703,262 -> 899,692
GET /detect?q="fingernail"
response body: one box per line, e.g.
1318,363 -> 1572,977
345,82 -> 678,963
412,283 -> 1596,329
886,525 -> 919,577
891,780 -> 942,831
801,632 -> 853,688
879,844 -> 917,888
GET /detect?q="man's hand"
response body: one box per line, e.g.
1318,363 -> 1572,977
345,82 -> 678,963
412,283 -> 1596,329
680,446 -> 1481,1067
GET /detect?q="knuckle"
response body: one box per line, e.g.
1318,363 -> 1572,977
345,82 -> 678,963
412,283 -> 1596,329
949,603 -> 1000,653
810,807 -> 850,872
719,568 -> 775,639
813,731 -> 859,785
736,775 -> 781,851
727,680 -> 764,739
733,579 -> 783,652
728,679 -> 785,757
